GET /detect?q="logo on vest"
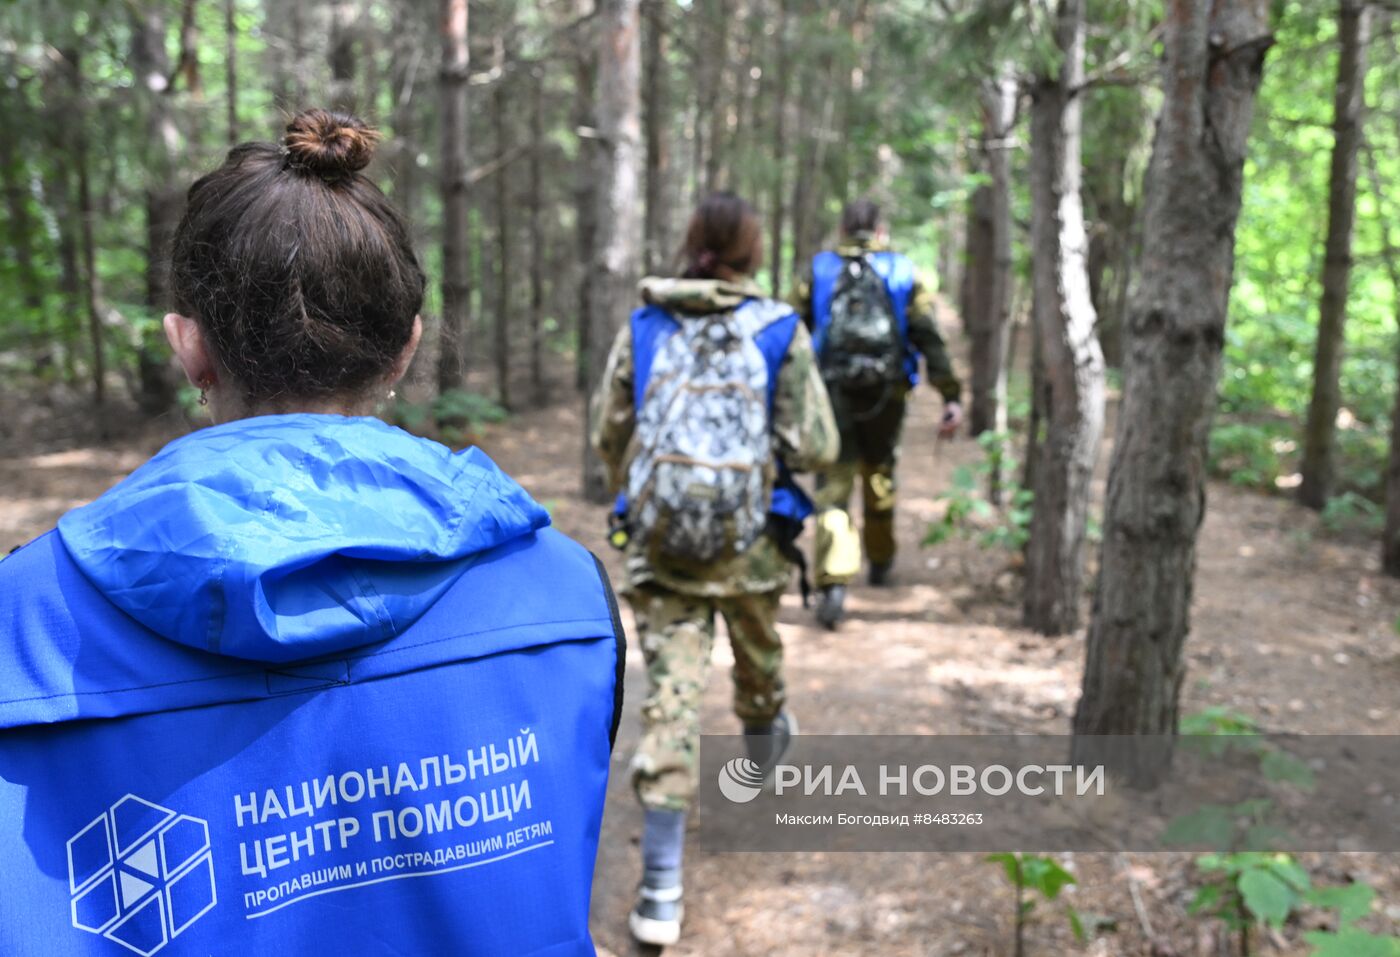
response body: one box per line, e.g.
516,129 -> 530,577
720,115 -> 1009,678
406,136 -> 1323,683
67,794 -> 217,955
717,757 -> 766,804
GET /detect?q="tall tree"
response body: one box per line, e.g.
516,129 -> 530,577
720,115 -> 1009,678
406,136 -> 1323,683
492,30 -> 514,411
1072,0 -> 1272,782
529,66 -> 548,406
963,71 -> 1017,447
572,0 -> 599,392
1298,0 -> 1371,510
130,3 -> 182,413
767,0 -> 792,298
582,0 -> 642,502
437,0 -> 470,395
1023,0 -> 1105,636
1368,132 -> 1400,574
225,0 -> 238,144
641,0 -> 671,274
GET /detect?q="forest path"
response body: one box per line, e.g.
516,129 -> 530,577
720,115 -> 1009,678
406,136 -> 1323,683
3,362 -> 1399,954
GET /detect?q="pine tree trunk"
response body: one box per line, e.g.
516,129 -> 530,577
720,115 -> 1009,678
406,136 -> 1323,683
492,47 -> 513,411
702,0 -> 730,194
529,68 -> 548,406
767,0 -> 791,298
642,0 -> 671,275
225,0 -> 238,144
1365,135 -> 1400,575
437,0 -> 470,395
583,0 -> 642,502
1299,0 -> 1370,510
573,0 -> 599,392
330,0 -> 358,113
1023,0 -> 1105,636
130,4 -> 181,413
1072,0 -> 1273,783
965,73 -> 1017,442
67,49 -> 107,429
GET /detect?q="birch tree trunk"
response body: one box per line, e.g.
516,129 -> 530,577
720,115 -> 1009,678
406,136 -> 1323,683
437,0 -> 470,395
1298,0 -> 1370,510
583,0 -> 642,502
1072,0 -> 1273,783
1023,0 -> 1105,636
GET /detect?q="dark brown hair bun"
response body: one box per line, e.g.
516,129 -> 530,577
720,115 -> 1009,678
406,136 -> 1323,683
282,108 -> 380,180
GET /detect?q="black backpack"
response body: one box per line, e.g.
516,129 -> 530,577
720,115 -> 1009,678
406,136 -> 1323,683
819,255 -> 906,391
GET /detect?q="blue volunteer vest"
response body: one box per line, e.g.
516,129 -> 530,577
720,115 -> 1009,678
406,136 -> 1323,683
0,415 -> 624,956
621,298 -> 813,524
809,249 -> 921,386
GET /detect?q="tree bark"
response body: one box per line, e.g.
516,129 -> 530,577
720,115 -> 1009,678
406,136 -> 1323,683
1023,0 -> 1106,636
1366,135 -> 1400,575
131,4 -> 182,413
1299,0 -> 1370,510
583,0 -> 642,502
492,36 -> 513,411
330,0 -> 359,113
767,0 -> 791,298
1071,0 -> 1273,783
529,67 -> 548,407
225,0 -> 238,144
573,0 -> 599,392
965,72 -> 1017,445
642,0 -> 671,274
437,0 -> 470,395
66,49 -> 107,429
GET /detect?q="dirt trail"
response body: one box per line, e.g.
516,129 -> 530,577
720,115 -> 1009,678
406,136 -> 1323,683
4,372 -> 1399,955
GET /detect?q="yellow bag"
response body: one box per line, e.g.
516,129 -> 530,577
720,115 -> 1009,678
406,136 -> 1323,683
817,509 -> 862,580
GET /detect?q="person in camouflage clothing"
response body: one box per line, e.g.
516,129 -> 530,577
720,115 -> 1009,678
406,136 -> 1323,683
792,199 -> 963,628
590,193 -> 837,947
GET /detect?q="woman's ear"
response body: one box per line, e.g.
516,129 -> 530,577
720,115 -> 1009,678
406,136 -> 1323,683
163,314 -> 217,389
387,316 -> 424,387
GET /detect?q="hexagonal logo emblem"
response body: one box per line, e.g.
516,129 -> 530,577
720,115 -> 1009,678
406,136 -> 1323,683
67,795 -> 217,955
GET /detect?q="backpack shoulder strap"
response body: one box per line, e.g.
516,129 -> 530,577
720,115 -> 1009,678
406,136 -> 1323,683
734,298 -> 801,410
630,304 -> 681,411
810,251 -> 850,353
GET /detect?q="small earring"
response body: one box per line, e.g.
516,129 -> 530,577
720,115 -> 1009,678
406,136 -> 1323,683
387,388 -> 397,401
197,378 -> 212,406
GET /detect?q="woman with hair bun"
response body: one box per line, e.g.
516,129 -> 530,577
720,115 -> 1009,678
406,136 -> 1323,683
0,110 -> 623,956
591,191 -> 838,946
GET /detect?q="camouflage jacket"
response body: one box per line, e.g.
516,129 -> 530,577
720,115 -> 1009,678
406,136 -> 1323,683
790,233 -> 963,402
589,276 -> 839,597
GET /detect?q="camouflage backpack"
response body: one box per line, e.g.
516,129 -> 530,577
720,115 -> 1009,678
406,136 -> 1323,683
820,255 -> 906,391
626,303 -> 783,563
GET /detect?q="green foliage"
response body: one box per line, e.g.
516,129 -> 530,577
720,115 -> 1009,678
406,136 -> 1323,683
923,432 -> 1033,552
985,853 -> 1086,949
390,390 -> 508,446
1217,0 -> 1400,505
1320,491 -> 1385,536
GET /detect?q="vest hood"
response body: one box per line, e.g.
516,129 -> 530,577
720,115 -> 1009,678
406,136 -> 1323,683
56,414 -> 550,664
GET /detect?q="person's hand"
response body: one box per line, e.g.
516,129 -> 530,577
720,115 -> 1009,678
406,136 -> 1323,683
938,401 -> 963,438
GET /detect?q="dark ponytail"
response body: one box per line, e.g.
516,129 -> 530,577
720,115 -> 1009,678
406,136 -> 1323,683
677,192 -> 763,281
170,109 -> 426,403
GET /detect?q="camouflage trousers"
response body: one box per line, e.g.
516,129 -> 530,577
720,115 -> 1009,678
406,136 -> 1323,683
814,384 -> 908,586
627,583 -> 786,812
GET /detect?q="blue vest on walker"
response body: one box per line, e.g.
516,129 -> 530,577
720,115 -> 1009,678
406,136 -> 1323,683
0,414 -> 624,956
809,249 -> 920,386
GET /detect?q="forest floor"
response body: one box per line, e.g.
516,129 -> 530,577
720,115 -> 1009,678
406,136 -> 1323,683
4,330 -> 1400,955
